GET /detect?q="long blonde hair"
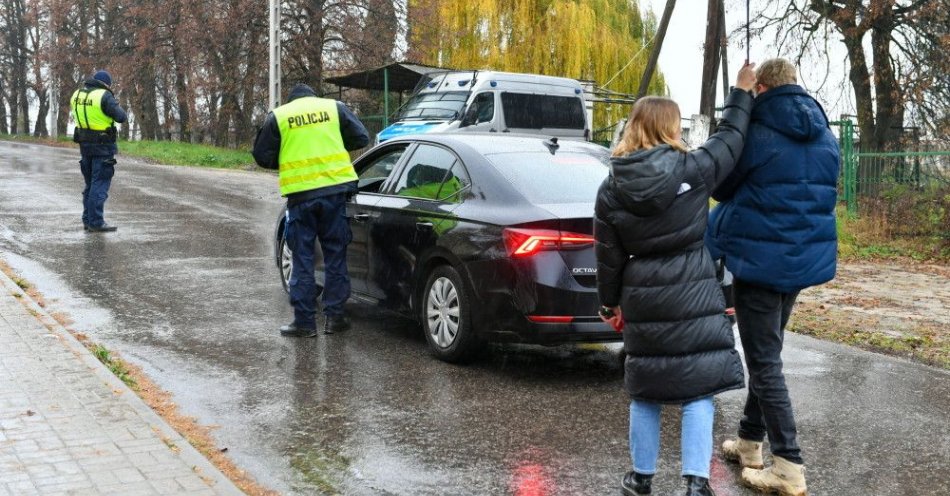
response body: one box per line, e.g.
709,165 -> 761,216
612,96 -> 687,157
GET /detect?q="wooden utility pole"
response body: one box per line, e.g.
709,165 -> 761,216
718,0 -> 729,102
699,0 -> 722,122
636,0 -> 676,99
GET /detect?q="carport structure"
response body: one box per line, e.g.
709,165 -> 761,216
324,61 -> 458,131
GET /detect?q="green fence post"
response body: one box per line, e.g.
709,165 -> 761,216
839,119 -> 857,216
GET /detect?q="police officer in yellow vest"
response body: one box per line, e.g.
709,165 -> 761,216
70,70 -> 127,232
253,83 -> 369,337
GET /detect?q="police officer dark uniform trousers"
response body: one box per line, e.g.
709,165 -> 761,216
253,83 -> 369,337
71,70 -> 127,232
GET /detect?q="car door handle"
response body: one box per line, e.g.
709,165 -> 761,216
416,221 -> 434,230
354,213 -> 370,222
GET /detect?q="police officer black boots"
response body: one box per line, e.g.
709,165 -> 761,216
86,224 -> 118,232
323,315 -> 351,334
279,323 -> 318,338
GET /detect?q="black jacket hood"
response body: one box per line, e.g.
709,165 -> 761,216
609,145 -> 685,217
83,78 -> 111,92
287,83 -> 318,103
753,84 -> 830,142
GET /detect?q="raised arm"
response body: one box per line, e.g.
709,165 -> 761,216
691,63 -> 756,190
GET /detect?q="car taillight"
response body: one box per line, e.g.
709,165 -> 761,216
503,228 -> 594,257
527,315 -> 574,323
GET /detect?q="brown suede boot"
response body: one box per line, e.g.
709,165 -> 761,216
740,456 -> 807,496
721,437 -> 764,469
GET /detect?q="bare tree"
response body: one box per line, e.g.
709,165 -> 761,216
748,0 -> 950,149
0,0 -> 31,134
8,0 -> 404,146
26,0 -> 48,136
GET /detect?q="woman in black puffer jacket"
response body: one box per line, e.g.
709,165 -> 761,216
596,64 -> 755,496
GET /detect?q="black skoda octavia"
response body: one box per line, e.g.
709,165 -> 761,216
275,133 -> 621,362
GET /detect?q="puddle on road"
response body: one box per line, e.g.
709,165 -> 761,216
1,251 -> 114,337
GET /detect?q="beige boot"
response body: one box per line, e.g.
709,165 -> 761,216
721,437 -> 764,469
741,456 -> 807,496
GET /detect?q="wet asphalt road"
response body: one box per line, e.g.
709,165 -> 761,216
1,141 -> 949,496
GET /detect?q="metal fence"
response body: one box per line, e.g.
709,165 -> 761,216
834,119 -> 950,216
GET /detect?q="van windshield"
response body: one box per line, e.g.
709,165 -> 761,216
397,92 -> 469,121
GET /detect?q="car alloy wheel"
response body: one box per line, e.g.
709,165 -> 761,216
279,233 -> 293,293
421,265 -> 481,363
426,276 -> 460,348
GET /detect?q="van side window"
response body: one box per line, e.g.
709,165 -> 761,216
462,92 -> 495,127
501,93 -> 585,130
473,93 -> 494,124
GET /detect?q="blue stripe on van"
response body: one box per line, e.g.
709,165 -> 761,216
377,121 -> 444,142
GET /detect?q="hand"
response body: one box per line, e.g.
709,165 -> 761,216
736,61 -> 756,92
599,306 -> 623,332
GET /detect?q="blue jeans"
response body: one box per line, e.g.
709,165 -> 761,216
286,193 -> 352,328
733,279 -> 803,464
630,397 -> 714,478
79,155 -> 116,227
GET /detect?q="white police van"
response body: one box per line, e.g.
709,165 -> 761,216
376,70 -> 590,143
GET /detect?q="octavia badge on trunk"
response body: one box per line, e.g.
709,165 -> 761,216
571,268 -> 597,275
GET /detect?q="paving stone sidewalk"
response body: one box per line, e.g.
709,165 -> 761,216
0,271 -> 243,495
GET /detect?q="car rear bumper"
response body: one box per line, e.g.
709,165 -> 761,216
464,257 -> 621,344
489,317 -> 622,344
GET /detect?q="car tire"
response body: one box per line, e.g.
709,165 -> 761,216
278,228 -> 293,293
420,265 -> 481,363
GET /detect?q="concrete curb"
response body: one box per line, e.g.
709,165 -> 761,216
0,268 -> 245,495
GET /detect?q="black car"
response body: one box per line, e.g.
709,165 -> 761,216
275,133 -> 620,362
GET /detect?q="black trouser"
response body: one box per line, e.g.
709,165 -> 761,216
734,278 -> 803,464
79,153 -> 116,228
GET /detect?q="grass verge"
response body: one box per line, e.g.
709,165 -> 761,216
0,258 -> 277,496
90,343 -> 137,388
0,133 -> 256,170
118,140 -> 255,169
790,299 -> 949,370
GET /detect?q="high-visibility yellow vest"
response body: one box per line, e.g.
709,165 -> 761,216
70,88 -> 114,131
273,97 -> 357,196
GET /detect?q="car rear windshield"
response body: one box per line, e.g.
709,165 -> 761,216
485,151 -> 609,204
501,93 -> 586,129
397,92 -> 468,120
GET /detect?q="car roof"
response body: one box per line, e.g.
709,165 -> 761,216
360,132 -> 609,226
381,133 -> 609,156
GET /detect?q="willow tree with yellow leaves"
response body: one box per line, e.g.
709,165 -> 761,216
407,0 -> 667,132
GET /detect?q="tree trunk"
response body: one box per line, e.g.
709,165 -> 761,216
16,70 -> 29,135
33,89 -> 49,137
135,65 -> 161,141
172,46 -> 191,142
0,88 -> 8,134
8,85 -> 19,135
870,10 -> 903,152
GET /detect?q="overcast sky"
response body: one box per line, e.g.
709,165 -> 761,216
640,0 -> 852,120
